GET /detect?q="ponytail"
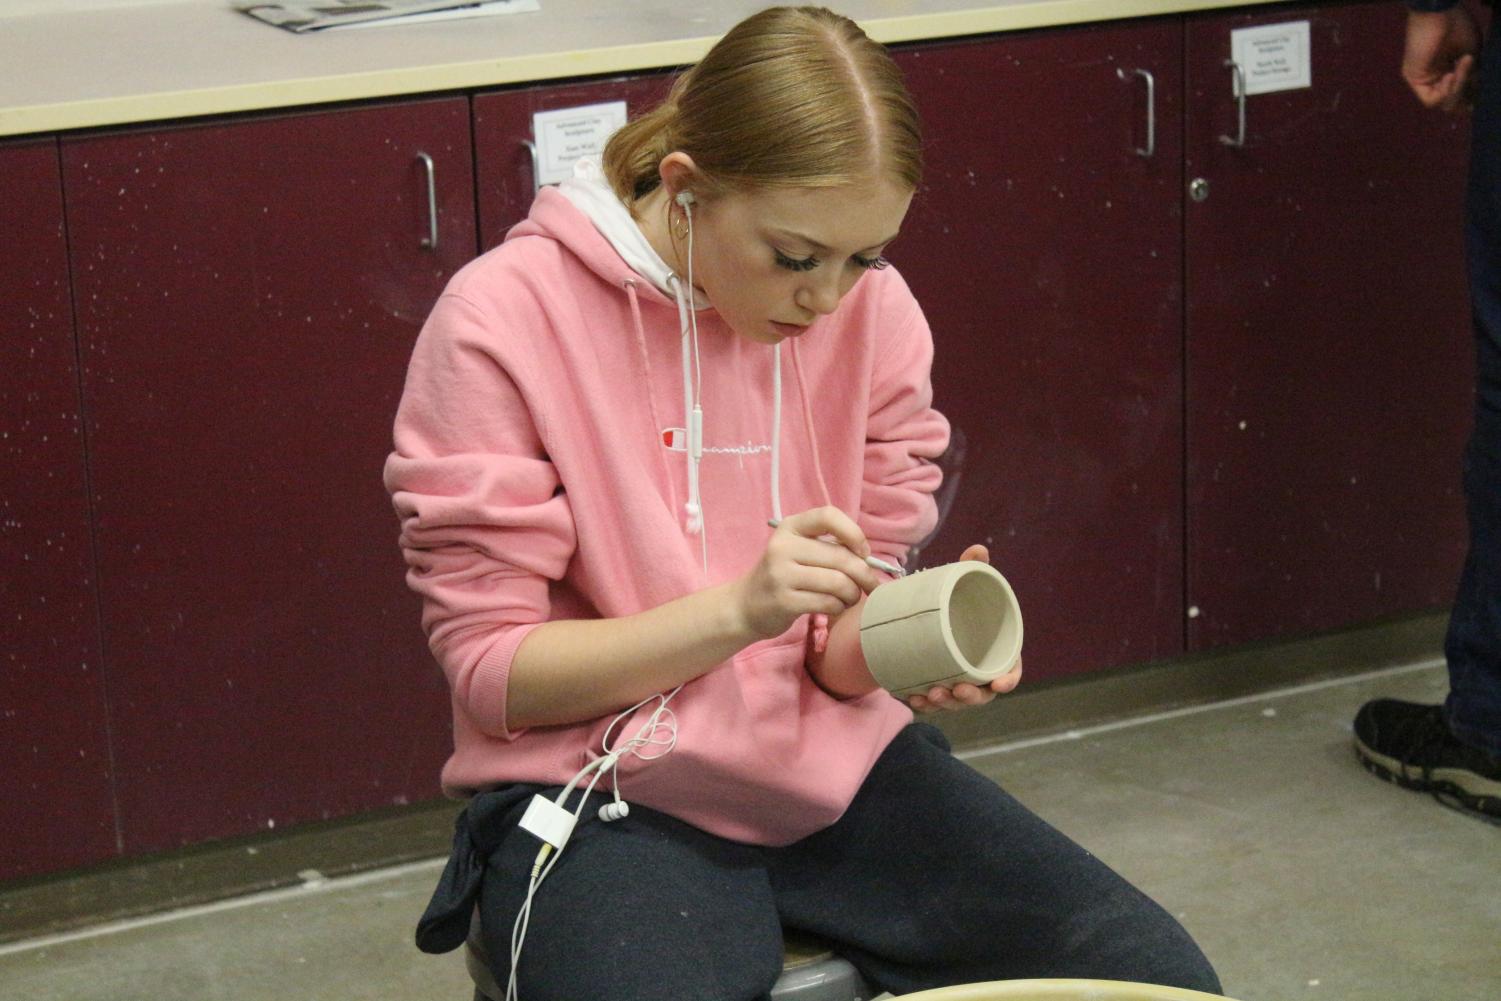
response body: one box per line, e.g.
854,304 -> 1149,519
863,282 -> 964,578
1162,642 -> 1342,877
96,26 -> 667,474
602,74 -> 692,202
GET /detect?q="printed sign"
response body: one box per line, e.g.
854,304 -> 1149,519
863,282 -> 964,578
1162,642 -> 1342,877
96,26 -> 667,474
532,101 -> 629,187
1230,21 -> 1312,96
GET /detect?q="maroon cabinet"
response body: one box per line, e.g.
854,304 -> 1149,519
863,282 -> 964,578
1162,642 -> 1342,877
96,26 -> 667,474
464,7 -> 1470,681
58,99 -> 473,854
0,140 -> 117,880
473,72 -> 676,250
473,32 -> 1194,687
472,34 -> 1190,685
897,3 -> 1470,669
1184,1 -> 1472,649
895,20 -> 1188,681
1,1 -> 1478,881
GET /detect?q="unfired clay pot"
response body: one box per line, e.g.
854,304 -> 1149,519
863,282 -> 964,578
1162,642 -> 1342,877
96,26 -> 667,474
857,560 -> 1023,698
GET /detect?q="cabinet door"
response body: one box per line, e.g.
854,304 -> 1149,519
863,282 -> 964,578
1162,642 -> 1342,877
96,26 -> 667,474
894,20 -> 1186,681
473,72 -> 676,250
0,140 -> 116,880
1185,2 -> 1472,650
61,98 -> 473,854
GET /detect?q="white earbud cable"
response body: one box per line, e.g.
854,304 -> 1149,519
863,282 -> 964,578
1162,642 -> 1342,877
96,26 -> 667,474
505,685 -> 684,1001
674,193 -> 709,572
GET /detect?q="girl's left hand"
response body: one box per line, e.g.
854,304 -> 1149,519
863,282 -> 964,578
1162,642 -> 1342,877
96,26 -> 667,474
906,543 -> 1024,714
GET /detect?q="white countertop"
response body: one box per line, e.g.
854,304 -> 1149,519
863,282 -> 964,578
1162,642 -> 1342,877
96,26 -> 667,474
0,0 -> 1289,138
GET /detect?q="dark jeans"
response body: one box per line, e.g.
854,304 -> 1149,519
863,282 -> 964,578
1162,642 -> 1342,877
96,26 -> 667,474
1444,32 -> 1501,758
417,723 -> 1221,1000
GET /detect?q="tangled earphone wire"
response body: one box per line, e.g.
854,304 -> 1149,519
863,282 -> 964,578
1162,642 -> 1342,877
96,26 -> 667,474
505,686 -> 683,1000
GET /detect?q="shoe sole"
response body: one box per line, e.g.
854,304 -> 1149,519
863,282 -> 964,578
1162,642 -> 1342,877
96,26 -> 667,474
1354,738 -> 1501,822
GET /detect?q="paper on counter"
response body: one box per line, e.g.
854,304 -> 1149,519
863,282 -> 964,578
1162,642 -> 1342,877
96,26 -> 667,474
236,0 -> 538,34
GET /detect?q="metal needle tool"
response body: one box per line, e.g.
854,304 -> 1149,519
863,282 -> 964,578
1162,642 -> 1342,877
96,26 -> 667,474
766,519 -> 907,577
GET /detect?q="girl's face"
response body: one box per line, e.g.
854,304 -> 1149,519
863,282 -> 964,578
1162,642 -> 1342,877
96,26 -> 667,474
680,177 -> 914,344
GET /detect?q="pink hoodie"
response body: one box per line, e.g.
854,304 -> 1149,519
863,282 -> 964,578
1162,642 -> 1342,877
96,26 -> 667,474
384,183 -> 949,846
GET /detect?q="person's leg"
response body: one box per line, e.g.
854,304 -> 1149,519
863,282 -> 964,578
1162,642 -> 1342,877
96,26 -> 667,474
1445,26 -> 1501,758
768,724 -> 1222,997
474,787 -> 784,1001
1353,33 -> 1501,821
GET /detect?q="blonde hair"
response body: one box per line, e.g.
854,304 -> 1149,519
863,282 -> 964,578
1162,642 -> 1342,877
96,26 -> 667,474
602,6 -> 922,203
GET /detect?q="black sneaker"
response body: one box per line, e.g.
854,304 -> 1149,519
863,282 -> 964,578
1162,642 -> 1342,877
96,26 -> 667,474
1353,699 -> 1501,823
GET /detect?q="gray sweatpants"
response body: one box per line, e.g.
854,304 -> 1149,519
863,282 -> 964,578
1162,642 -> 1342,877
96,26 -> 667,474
417,723 -> 1222,999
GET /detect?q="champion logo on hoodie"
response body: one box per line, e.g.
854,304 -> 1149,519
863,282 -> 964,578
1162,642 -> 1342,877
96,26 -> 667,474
661,427 -> 771,458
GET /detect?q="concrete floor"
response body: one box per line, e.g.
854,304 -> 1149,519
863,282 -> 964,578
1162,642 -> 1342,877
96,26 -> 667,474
2,658 -> 1497,1001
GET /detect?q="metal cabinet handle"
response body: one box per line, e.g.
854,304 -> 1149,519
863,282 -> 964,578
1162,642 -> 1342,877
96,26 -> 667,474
416,151 -> 438,251
1116,66 -> 1156,158
521,139 -> 540,195
1219,60 -> 1247,148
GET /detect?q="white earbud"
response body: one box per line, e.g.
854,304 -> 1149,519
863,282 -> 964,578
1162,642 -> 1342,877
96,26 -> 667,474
598,800 -> 630,823
675,190 -> 695,207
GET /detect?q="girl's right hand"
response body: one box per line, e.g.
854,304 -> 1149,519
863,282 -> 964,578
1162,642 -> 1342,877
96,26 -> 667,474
730,506 -> 883,639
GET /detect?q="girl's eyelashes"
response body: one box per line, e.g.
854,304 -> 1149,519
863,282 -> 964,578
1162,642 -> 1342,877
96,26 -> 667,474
773,249 -> 819,272
773,249 -> 890,272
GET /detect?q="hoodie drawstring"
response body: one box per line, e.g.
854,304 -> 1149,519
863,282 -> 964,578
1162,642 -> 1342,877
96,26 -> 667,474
789,338 -> 834,510
668,272 -> 708,575
770,344 -> 783,525
623,279 -> 677,509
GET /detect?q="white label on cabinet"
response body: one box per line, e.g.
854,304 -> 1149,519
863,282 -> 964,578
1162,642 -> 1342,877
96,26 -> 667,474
1230,21 -> 1312,95
532,101 -> 629,187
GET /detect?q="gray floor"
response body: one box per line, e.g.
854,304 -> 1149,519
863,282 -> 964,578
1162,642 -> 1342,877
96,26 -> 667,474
2,659 -> 1497,1001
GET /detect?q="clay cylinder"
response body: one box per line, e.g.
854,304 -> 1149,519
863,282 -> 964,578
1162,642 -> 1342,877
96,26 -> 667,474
858,561 -> 1023,698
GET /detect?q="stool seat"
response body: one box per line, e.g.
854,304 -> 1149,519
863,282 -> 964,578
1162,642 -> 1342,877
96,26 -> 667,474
771,930 -> 871,1001
463,912 -> 871,1001
780,932 -> 837,969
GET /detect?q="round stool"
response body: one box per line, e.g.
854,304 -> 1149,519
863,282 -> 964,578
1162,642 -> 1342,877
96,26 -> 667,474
770,932 -> 872,1000
463,911 -> 872,1001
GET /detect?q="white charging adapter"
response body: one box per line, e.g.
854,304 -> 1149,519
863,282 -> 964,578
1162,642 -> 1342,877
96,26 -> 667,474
518,794 -> 577,852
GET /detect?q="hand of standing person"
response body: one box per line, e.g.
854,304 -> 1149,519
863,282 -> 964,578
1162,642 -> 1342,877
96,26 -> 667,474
1404,6 -> 1482,111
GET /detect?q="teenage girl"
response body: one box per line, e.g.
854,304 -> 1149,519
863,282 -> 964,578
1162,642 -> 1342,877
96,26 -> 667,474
386,6 -> 1222,999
